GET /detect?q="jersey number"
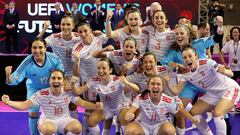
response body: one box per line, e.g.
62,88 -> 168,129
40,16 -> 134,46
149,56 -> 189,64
40,77 -> 48,85
155,42 -> 161,50
198,81 -> 207,89
151,112 -> 157,122
66,48 -> 72,58
105,95 -> 111,101
54,107 -> 63,115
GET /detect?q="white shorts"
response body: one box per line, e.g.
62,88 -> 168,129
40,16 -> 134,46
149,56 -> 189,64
135,120 -> 164,135
103,107 -> 120,120
222,86 -> 240,105
200,86 -> 240,106
38,116 -> 75,134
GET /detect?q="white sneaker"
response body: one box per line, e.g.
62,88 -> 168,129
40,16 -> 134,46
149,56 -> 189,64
206,112 -> 213,123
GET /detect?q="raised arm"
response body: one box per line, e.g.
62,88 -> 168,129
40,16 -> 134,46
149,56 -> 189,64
72,50 -> 80,76
163,74 -> 186,95
92,45 -> 114,58
106,10 -> 119,39
1,94 -> 33,110
74,97 -> 103,111
120,76 -> 140,92
219,51 -> 228,68
5,66 -> 13,84
213,16 -> 224,43
37,21 -> 50,38
70,76 -> 89,95
217,64 -> 233,77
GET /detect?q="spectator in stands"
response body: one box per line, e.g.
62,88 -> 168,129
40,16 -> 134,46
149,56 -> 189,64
71,2 -> 86,30
220,27 -> 240,83
198,22 -> 212,59
50,2 -> 65,33
208,0 -> 225,54
116,3 -> 138,29
87,0 -> 106,32
3,1 -> 20,53
110,3 -> 124,30
143,2 -> 162,26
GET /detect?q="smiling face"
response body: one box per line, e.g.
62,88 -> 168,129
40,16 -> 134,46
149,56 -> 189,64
127,11 -> 141,31
148,76 -> 163,99
31,40 -> 46,62
175,26 -> 190,46
142,54 -> 157,75
182,48 -> 198,70
153,11 -> 167,29
50,70 -> 64,89
77,24 -> 92,40
123,39 -> 136,60
61,17 -> 74,36
97,60 -> 113,79
232,28 -> 240,41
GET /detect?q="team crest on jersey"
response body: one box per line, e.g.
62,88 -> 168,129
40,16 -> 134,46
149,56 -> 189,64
133,63 -> 139,69
115,40 -> 121,49
162,96 -> 172,103
200,71 -> 205,76
166,35 -> 171,41
157,66 -> 167,72
64,97 -> 68,103
113,51 -> 122,56
40,90 -> 49,95
213,64 -> 219,69
113,76 -> 119,81
111,86 -> 116,91
199,60 -> 207,65
15,75 -> 19,80
160,107 -> 165,113
92,76 -> 101,81
53,33 -> 61,38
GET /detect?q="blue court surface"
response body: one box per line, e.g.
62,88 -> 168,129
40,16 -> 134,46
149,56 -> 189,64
0,111 -> 240,135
